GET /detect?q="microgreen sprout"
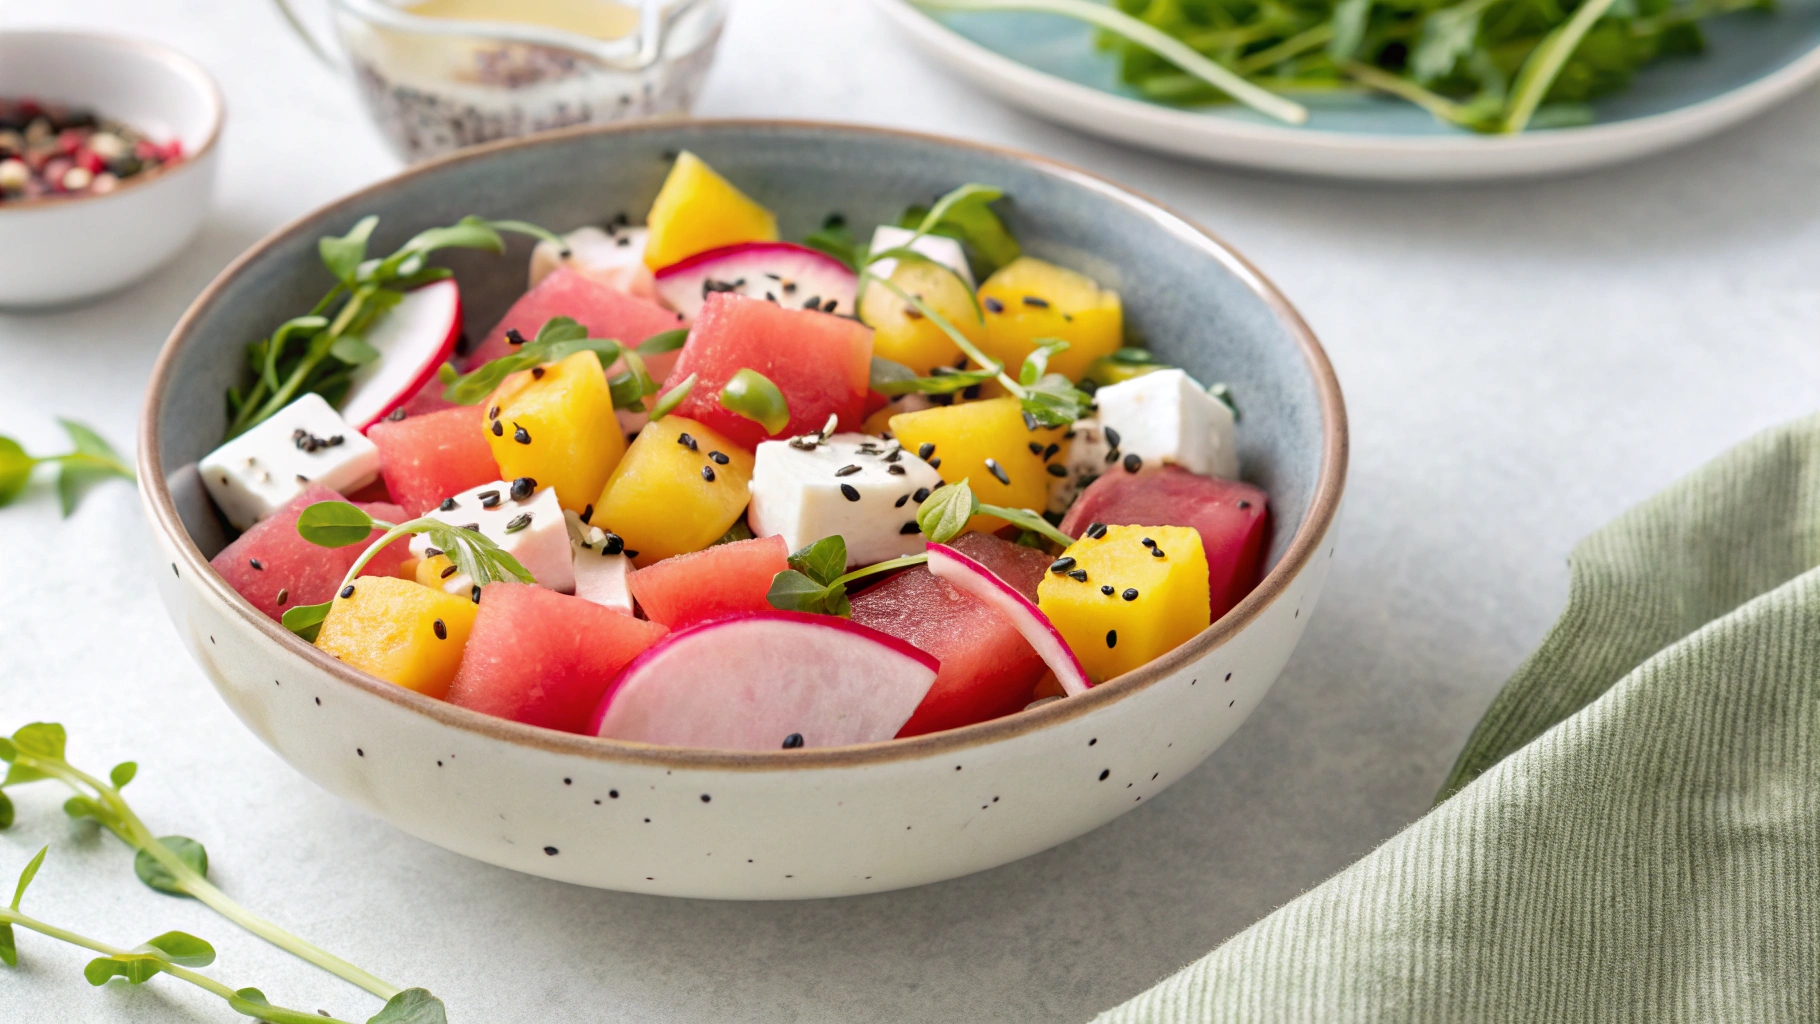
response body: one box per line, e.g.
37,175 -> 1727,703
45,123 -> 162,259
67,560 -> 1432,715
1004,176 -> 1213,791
282,501 -> 534,640
0,419 -> 134,516
916,478 -> 1074,548
0,724 -> 443,1020
765,536 -> 930,617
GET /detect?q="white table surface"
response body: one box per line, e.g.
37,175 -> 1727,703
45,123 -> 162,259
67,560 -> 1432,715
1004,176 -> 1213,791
1,1 -> 1817,1021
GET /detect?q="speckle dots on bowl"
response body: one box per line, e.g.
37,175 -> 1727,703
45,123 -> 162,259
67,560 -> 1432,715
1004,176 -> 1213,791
356,748 -> 364,757
314,697 -> 321,706
1088,737 -> 1097,746
544,846 -> 559,856
609,789 -> 619,799
1098,769 -> 1110,781
700,794 -> 711,803
563,777 -> 572,786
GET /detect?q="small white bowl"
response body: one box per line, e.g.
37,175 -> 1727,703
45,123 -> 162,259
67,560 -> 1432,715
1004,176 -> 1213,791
0,32 -> 222,308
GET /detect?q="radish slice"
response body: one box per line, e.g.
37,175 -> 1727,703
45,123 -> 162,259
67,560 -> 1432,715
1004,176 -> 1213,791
341,279 -> 462,430
590,611 -> 939,750
926,542 -> 1093,698
654,242 -> 858,321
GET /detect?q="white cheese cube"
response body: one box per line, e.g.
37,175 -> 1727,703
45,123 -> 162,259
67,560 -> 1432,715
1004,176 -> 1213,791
409,481 -> 574,595
529,224 -> 653,294
868,225 -> 974,289
199,392 -> 379,530
748,432 -> 945,567
1047,369 -> 1240,513
564,510 -> 634,614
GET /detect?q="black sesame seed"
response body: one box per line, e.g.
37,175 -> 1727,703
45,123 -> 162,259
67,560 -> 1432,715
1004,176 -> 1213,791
601,533 -> 625,555
511,477 -> 536,500
505,328 -> 528,346
913,487 -> 931,502
1044,443 -> 1060,460
1087,522 -> 1108,539
1103,427 -> 1121,449
531,366 -> 545,380
505,513 -> 532,534
840,483 -> 861,502
701,466 -> 716,482
835,464 -> 862,477
1022,295 -> 1050,308
624,550 -> 640,559
709,450 -> 730,465
1022,410 -> 1041,432
1028,441 -> 1045,455
1101,584 -> 1115,595
387,407 -> 408,422
1046,464 -> 1067,478
1123,453 -> 1143,473
983,296 -> 1004,313
677,432 -> 698,451
895,494 -> 910,508
1152,547 -> 1166,558
440,564 -> 458,579
424,548 -> 443,558
887,464 -> 906,476
1123,588 -> 1139,601
471,585 -> 481,603
491,420 -> 504,437
1238,500 -> 1252,510
1141,537 -> 1156,548
985,459 -> 1010,486
1104,450 -> 1122,465
1049,556 -> 1076,574
433,618 -> 448,639
802,294 -> 821,310
1068,568 -> 1089,582
1106,629 -> 1118,648
782,733 -> 804,749
440,497 -> 458,512
823,299 -> 838,313
340,585 -> 355,599
479,490 -> 502,508
276,588 -> 288,606
249,558 -> 264,570
513,423 -> 531,444
917,442 -> 935,460
928,457 -> 941,469
580,504 -> 594,523
460,523 -> 480,533
487,405 -> 499,419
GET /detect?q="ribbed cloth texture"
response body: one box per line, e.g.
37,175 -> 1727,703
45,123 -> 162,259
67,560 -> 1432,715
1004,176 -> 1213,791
1095,414 -> 1820,1023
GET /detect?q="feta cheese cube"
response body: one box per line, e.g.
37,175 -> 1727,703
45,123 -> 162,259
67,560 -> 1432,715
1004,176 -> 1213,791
748,432 -> 945,567
410,481 -> 574,595
1048,369 -> 1238,514
199,393 -> 379,530
868,225 -> 974,289
564,509 -> 634,614
529,224 -> 654,296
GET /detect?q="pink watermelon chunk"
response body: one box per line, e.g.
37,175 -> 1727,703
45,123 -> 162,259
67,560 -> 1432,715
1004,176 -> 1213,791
210,483 -> 409,621
1059,466 -> 1269,621
365,405 -> 501,516
850,532 -> 1052,737
667,293 -> 873,450
447,582 -> 669,734
394,372 -> 460,419
465,265 -> 686,371
627,535 -> 789,629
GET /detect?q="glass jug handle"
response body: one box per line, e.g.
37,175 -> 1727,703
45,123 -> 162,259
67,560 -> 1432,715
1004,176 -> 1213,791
269,0 -> 346,70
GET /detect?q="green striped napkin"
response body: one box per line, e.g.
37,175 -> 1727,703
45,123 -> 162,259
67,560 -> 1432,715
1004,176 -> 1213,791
1097,414 -> 1820,1023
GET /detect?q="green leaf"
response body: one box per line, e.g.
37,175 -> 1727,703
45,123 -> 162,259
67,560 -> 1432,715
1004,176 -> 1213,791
141,930 -> 215,968
788,536 -> 848,587
899,183 -> 1020,278
916,480 -> 978,545
11,846 -> 46,909
134,836 -> 208,897
636,328 -> 689,355
0,437 -> 37,506
85,952 -> 166,985
1411,2 -> 1486,82
396,215 -> 505,262
765,570 -> 841,616
2,764 -> 45,786
720,369 -> 791,436
1019,373 -> 1093,428
12,723 -> 66,760
329,335 -> 382,366
442,323 -> 622,406
1084,348 -> 1167,387
63,795 -> 108,825
109,761 -> 137,789
0,923 -> 14,967
282,601 -> 333,642
50,419 -> 133,516
0,737 -> 12,761
1328,0 -> 1372,58
1018,339 -> 1070,387
320,215 -> 380,284
0,790 -> 11,830
1207,382 -> 1240,422
296,501 -> 376,548
649,373 -> 696,421
368,988 -> 450,1024
976,500 -> 1074,548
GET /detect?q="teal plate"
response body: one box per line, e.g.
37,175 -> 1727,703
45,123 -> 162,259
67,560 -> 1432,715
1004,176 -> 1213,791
876,0 -> 1820,179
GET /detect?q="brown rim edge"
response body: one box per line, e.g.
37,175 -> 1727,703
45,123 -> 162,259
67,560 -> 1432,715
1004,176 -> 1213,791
139,117 -> 1349,772
0,30 -> 225,217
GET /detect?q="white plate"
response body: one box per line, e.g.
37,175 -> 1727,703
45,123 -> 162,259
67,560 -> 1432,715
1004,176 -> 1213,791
876,0 -> 1820,181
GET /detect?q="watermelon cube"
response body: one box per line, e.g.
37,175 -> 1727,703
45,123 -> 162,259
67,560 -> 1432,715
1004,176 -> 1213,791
209,483 -> 410,621
667,293 -> 873,450
395,372 -> 460,419
627,535 -> 789,629
1058,465 -> 1269,621
465,266 -> 686,370
447,582 -> 669,733
365,405 -> 501,516
849,532 -> 1053,737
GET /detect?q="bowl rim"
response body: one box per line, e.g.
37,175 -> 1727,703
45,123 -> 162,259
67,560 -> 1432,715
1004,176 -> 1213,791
139,117 -> 1348,771
0,29 -> 225,217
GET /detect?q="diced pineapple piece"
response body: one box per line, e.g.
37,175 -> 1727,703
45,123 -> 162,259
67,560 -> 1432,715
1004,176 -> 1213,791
591,415 -> 755,567
888,397 -> 1060,531
642,151 -> 778,269
859,258 -> 983,375
976,257 -> 1122,381
484,350 -> 625,514
1036,525 -> 1209,682
314,575 -> 478,699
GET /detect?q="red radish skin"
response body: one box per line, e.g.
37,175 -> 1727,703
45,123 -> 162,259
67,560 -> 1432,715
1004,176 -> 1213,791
448,583 -> 669,734
667,293 -> 873,450
366,405 -> 503,516
339,279 -> 463,430
209,484 -> 409,621
654,241 -> 858,321
626,535 -> 789,629
465,266 -> 685,370
590,611 -> 939,750
925,542 -> 1092,698
1058,466 -> 1269,622
850,532 -> 1052,737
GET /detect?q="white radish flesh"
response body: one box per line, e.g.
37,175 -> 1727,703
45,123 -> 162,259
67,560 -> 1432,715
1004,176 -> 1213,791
340,279 -> 462,430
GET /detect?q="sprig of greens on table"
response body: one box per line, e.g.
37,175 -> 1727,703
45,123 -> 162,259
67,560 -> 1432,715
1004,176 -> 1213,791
0,723 -> 445,1023
0,419 -> 133,516
225,214 -> 567,441
912,0 -> 1763,133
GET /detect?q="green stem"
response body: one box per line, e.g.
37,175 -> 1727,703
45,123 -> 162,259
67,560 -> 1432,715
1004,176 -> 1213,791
1501,0 -> 1619,132
979,502 -> 1075,547
1341,60 -> 1476,126
832,553 -> 929,590
867,275 -> 1027,399
1234,22 -> 1332,74
910,0 -> 1309,125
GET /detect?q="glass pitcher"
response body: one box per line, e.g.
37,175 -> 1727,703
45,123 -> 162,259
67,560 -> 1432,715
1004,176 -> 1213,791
272,0 -> 727,163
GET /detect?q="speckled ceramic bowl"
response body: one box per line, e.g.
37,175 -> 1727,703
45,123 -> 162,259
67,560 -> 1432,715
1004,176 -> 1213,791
140,120 -> 1346,899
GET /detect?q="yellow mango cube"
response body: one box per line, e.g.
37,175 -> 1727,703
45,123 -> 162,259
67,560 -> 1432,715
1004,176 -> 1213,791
888,397 -> 1059,530
1037,525 -> 1209,683
314,576 -> 478,699
485,349 -> 625,514
591,415 -> 754,567
858,258 -> 984,375
977,257 -> 1122,381
642,151 -> 778,269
